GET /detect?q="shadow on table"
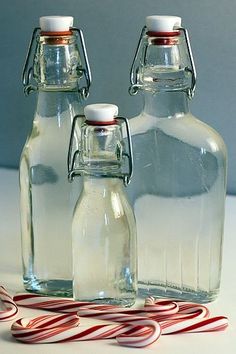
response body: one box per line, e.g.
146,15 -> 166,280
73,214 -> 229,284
0,329 -> 17,343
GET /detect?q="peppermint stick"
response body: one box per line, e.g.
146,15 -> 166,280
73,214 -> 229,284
12,292 -> 228,347
0,288 -> 228,348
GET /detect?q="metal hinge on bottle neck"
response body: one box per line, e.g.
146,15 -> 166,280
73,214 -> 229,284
129,26 -> 197,99
22,27 -> 40,95
67,115 -> 133,186
22,27 -> 91,99
129,26 -> 147,96
179,27 -> 196,99
71,27 -> 91,100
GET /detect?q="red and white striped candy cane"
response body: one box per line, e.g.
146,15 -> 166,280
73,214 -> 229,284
53,300 -> 227,336
13,293 -> 210,322
0,286 -> 18,321
14,293 -> 121,313
11,312 -> 161,347
12,293 -> 168,346
161,316 -> 228,334
11,292 -> 228,347
145,297 -> 228,333
144,297 -> 209,321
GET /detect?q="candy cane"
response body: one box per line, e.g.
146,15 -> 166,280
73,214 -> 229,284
0,286 -> 18,321
145,298 -> 228,334
10,306 -> 227,347
11,292 -> 228,346
13,293 -> 162,347
0,287 -> 228,347
13,293 -> 179,317
11,313 -> 161,347
13,293 -> 209,322
161,316 -> 228,334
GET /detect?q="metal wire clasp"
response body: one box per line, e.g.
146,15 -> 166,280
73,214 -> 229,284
178,27 -> 196,99
116,116 -> 133,186
129,26 -> 147,96
71,27 -> 91,100
67,114 -> 84,182
128,25 -> 197,99
22,27 -> 91,99
67,115 -> 133,186
22,27 -> 40,95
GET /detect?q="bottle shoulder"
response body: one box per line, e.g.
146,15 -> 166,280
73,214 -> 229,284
73,179 -> 135,225
129,112 -> 227,156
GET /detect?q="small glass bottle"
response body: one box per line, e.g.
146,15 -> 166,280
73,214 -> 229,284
127,16 -> 227,302
20,16 -> 91,296
68,104 -> 137,306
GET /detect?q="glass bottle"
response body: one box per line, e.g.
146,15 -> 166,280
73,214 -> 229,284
68,104 -> 137,306
20,16 -> 91,296
127,15 -> 227,302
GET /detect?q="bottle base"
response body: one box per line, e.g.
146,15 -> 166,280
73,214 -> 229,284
138,282 -> 219,303
73,295 -> 136,307
24,277 -> 73,297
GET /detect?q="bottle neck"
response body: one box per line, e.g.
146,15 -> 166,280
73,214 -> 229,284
131,32 -> 195,100
35,90 -> 81,118
83,176 -> 124,195
78,122 -> 124,177
142,90 -> 189,118
34,34 -> 83,91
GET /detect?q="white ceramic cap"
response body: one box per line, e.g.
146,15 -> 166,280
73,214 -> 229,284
146,15 -> 181,32
84,104 -> 118,122
40,16 -> 73,32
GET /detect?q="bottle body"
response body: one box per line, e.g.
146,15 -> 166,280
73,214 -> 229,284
73,177 -> 137,306
128,16 -> 227,302
70,104 -> 137,306
20,91 -> 81,296
20,17 -> 90,296
128,93 -> 227,302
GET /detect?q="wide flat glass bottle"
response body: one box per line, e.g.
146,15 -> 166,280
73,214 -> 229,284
127,16 -> 227,302
20,16 -> 91,296
68,104 -> 137,306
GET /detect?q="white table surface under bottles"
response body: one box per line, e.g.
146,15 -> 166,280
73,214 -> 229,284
0,167 -> 235,354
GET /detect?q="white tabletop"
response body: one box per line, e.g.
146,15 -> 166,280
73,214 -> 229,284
0,168 -> 235,353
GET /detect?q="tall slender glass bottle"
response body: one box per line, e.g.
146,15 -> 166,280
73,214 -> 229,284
20,16 -> 91,296
127,15 -> 227,302
68,104 -> 137,306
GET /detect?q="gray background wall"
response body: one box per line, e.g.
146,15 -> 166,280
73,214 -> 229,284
0,0 -> 236,193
